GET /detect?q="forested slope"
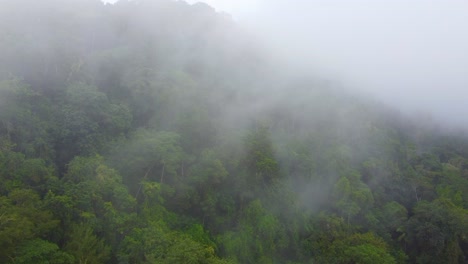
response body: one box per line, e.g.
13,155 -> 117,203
0,0 -> 467,263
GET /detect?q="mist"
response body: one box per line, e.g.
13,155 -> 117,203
0,0 -> 467,263
181,0 -> 468,128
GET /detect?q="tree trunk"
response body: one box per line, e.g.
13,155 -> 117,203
135,163 -> 155,199
160,162 -> 165,184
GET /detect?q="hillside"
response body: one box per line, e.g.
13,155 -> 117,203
0,0 -> 467,263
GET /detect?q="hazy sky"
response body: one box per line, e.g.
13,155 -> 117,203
104,0 -> 468,127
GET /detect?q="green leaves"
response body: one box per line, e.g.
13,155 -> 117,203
120,221 -> 225,264
405,199 -> 468,263
14,239 -> 73,264
218,199 -> 287,263
0,150 -> 51,194
109,130 -> 184,193
51,83 -> 132,171
0,79 -> 53,159
64,224 -> 111,264
316,232 -> 397,264
1,0 -> 468,263
0,190 -> 58,262
243,125 -> 280,188
333,170 -> 374,224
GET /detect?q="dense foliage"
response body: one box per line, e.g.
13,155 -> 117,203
0,0 -> 467,263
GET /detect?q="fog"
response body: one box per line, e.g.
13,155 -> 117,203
0,1 -> 467,262
175,0 -> 468,128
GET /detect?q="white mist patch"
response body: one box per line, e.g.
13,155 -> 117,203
177,0 -> 468,128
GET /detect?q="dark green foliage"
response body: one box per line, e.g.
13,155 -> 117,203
244,125 -> 280,185
14,239 -> 74,264
51,83 -> 132,172
0,0 -> 467,263
405,199 -> 468,263
0,79 -> 53,159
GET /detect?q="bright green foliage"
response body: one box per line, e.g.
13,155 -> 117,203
0,148 -> 54,194
119,220 -> 227,264
14,239 -> 74,264
61,155 -> 137,250
64,224 -> 111,264
337,234 -> 396,264
0,190 -> 58,262
314,231 -> 397,264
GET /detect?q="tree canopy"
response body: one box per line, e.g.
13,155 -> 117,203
0,0 -> 467,263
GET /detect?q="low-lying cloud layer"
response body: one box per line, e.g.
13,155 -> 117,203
181,0 -> 468,128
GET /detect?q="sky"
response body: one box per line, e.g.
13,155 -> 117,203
104,0 -> 468,127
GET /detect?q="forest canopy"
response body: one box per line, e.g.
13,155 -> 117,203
0,0 -> 467,263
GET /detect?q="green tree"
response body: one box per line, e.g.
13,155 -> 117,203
333,170 -> 374,224
218,199 -> 287,263
14,239 -> 74,264
244,125 -> 280,185
405,199 -> 468,263
64,224 -> 110,264
0,189 -> 58,262
108,130 -> 184,196
51,82 -> 131,172
0,78 -> 53,159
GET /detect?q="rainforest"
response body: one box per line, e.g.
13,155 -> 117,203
0,0 -> 467,263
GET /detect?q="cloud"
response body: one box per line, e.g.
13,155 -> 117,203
184,0 -> 468,127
